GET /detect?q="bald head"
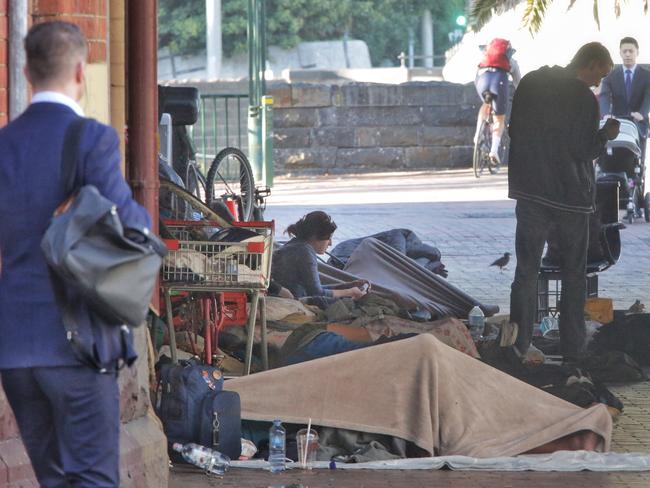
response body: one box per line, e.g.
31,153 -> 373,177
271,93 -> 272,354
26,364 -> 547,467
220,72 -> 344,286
24,21 -> 87,89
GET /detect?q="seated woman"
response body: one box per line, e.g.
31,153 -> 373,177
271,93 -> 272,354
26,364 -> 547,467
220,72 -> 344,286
272,211 -> 368,301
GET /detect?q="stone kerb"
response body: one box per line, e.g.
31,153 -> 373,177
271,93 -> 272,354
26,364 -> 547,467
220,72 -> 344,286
269,81 -> 477,174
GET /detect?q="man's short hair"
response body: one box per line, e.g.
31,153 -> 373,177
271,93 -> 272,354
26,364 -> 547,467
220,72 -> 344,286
620,37 -> 639,49
569,42 -> 613,70
24,21 -> 87,85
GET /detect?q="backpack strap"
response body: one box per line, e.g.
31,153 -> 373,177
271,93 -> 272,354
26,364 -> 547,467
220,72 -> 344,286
61,117 -> 88,196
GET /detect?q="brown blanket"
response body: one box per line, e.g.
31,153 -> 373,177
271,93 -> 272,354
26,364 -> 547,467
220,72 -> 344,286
226,335 -> 611,458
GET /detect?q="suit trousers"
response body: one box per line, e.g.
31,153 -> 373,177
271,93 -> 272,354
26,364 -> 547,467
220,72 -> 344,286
510,199 -> 589,357
1,366 -> 119,488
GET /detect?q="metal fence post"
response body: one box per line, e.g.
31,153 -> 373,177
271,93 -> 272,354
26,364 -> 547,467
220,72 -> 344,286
261,95 -> 274,187
247,0 -> 266,184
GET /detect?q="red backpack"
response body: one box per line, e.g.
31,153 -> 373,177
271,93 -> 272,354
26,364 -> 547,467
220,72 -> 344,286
479,38 -> 511,71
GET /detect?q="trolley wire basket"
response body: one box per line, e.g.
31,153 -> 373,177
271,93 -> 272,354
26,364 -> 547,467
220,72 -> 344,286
161,219 -> 274,290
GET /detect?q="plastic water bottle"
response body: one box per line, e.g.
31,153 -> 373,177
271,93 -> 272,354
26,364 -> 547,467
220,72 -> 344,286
539,316 -> 559,338
268,419 -> 286,473
172,442 -> 230,475
468,306 -> 485,340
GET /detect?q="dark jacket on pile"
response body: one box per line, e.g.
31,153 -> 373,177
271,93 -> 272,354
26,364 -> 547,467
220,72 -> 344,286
508,65 -> 608,213
328,228 -> 445,276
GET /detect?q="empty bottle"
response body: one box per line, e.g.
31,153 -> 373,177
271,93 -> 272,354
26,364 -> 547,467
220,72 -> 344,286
268,419 -> 286,473
468,306 -> 485,340
172,442 -> 230,475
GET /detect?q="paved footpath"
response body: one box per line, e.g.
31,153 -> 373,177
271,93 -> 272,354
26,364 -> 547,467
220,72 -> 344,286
264,169 -> 650,314
170,169 -> 650,487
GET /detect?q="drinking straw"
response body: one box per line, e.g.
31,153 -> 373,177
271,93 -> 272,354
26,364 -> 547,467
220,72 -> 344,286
303,418 -> 312,467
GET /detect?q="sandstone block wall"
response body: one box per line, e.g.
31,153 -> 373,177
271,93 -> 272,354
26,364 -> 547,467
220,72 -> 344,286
269,81 -> 480,175
180,79 -> 481,176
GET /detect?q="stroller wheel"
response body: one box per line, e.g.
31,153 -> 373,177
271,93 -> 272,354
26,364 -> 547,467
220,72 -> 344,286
644,193 -> 650,223
626,209 -> 634,224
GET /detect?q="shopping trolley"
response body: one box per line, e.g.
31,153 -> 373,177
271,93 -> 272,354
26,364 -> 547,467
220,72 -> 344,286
161,219 -> 274,375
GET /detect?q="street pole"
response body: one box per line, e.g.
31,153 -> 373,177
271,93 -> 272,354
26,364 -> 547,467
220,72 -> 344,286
407,28 -> 414,69
206,0 -> 222,79
248,0 -> 272,186
8,0 -> 29,120
421,9 -> 434,68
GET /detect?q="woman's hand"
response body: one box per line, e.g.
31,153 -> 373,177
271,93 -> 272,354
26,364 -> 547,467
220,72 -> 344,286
347,286 -> 367,301
350,279 -> 371,292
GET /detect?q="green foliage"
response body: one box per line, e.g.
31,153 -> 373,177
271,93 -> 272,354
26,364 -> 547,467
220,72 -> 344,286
158,0 -> 206,55
470,0 -> 648,33
158,0 -> 467,65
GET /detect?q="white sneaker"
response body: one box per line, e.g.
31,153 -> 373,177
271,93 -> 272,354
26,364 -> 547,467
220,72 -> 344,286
489,151 -> 500,166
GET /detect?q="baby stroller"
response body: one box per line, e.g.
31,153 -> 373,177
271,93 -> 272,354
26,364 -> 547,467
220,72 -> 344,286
596,117 -> 650,223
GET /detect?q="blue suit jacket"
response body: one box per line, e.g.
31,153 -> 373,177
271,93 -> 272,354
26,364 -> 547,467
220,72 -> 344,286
599,65 -> 650,136
0,103 -> 152,369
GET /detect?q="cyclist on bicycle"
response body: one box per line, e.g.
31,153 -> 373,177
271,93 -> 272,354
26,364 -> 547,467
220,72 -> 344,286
474,38 -> 521,165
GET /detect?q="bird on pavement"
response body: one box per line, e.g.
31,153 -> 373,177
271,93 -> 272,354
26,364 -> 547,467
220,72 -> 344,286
490,252 -> 511,272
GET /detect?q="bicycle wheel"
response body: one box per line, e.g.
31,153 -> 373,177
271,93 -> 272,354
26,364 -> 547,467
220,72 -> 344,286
206,147 -> 255,222
185,161 -> 207,203
473,120 -> 492,178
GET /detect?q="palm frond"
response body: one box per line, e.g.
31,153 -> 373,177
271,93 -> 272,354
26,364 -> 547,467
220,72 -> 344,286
469,0 -> 519,31
471,0 -> 645,35
522,0 -> 551,33
469,0 -> 501,31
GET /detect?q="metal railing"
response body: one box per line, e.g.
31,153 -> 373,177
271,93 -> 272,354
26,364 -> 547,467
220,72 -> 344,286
192,93 -> 249,172
397,52 -> 446,68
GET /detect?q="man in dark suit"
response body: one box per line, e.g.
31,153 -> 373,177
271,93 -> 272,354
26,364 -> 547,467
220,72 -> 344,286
599,36 -> 650,158
0,22 -> 151,487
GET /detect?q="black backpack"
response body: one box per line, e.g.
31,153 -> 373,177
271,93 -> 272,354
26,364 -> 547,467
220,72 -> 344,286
156,360 -> 242,459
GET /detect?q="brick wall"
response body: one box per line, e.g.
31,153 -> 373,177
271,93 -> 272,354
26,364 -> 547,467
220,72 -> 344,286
0,0 -> 8,127
32,0 -> 107,63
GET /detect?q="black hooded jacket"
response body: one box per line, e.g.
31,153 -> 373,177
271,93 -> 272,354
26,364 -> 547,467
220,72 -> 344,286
508,65 -> 608,213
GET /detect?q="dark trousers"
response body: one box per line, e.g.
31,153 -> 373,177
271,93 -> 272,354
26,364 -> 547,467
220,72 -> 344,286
1,366 -> 119,488
285,332 -> 418,365
510,200 -> 589,357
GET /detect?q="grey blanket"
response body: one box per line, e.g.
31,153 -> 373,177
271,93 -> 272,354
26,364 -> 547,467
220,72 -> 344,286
318,238 -> 496,319
328,229 -> 445,276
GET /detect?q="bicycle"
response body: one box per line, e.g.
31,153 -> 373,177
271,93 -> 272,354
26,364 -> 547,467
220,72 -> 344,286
473,91 -> 509,178
159,86 -> 264,223
205,147 -> 256,222
169,122 -> 263,222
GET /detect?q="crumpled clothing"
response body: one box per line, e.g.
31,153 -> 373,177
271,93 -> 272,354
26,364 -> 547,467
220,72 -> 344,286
324,295 -> 401,325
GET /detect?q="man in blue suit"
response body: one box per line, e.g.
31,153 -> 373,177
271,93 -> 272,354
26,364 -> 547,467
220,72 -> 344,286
599,36 -> 650,158
0,22 -> 152,487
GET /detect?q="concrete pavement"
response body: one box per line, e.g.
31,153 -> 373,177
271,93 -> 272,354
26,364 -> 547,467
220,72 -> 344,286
170,168 -> 650,487
264,169 -> 650,314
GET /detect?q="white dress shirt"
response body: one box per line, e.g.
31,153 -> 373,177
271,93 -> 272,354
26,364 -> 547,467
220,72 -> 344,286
31,91 -> 85,116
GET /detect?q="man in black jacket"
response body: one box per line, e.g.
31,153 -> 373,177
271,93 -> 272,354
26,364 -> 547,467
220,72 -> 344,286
508,42 -> 620,360
599,37 -> 650,158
